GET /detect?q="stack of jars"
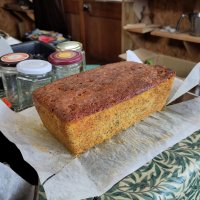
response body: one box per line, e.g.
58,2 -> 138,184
48,41 -> 85,80
0,41 -> 86,111
56,41 -> 86,70
0,53 -> 52,111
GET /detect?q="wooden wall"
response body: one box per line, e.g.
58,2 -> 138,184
0,0 -> 34,38
150,0 -> 199,27
122,0 -> 200,62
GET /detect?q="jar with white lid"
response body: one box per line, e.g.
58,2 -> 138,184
48,50 -> 83,80
0,52 -> 30,108
16,59 -> 52,111
56,41 -> 86,71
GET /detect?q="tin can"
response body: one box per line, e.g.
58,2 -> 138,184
48,50 -> 83,80
56,41 -> 86,71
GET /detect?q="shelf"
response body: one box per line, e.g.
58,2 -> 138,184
123,23 -> 160,34
151,30 -> 200,44
4,3 -> 35,21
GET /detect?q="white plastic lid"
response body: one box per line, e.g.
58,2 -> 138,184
16,59 -> 52,75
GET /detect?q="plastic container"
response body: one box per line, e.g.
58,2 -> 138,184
48,50 -> 83,80
56,41 -> 86,71
12,41 -> 56,60
16,59 -> 52,111
0,52 -> 30,107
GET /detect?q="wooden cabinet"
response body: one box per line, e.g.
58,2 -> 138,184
62,0 -> 122,64
62,0 -> 82,42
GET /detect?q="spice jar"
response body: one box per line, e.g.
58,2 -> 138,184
56,41 -> 86,71
48,50 -> 83,80
16,59 -> 52,111
0,53 -> 30,108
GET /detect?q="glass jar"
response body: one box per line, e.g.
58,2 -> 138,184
0,53 -> 30,107
48,50 -> 83,80
16,59 -> 52,111
56,41 -> 86,71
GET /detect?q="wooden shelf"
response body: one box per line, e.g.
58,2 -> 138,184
151,30 -> 200,44
121,0 -> 200,62
123,23 -> 160,34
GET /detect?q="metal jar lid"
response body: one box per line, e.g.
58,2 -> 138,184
0,52 -> 30,66
17,59 -> 52,75
56,41 -> 83,52
48,50 -> 83,65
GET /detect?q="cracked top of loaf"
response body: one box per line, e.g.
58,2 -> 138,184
32,61 -> 175,122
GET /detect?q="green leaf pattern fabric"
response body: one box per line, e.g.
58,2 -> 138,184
100,130 -> 200,200
39,130 -> 200,200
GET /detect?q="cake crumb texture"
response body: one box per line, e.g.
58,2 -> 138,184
33,61 -> 175,155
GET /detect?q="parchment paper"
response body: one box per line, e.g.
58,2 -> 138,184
0,36 -> 13,57
167,62 -> 200,104
0,61 -> 200,200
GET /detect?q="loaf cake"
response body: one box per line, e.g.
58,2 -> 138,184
32,61 -> 175,155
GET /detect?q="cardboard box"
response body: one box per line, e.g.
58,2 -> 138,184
119,48 -> 196,78
119,48 -> 199,101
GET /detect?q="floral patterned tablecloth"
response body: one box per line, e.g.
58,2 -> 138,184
39,130 -> 200,200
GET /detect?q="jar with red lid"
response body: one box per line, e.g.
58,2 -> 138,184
48,50 -> 83,80
0,52 -> 30,109
56,41 -> 86,71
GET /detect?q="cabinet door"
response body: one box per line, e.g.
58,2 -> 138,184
83,0 -> 122,64
63,0 -> 82,42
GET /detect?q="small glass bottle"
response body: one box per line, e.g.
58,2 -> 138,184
56,41 -> 86,71
0,52 -> 30,108
16,59 -> 52,111
48,50 -> 83,80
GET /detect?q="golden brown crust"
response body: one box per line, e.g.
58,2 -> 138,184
33,61 -> 175,122
34,76 -> 175,155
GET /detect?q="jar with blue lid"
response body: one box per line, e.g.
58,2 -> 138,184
16,59 -> 52,111
48,50 -> 83,80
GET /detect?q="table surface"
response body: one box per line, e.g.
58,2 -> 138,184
38,130 -> 200,200
37,65 -> 200,200
1,64 -> 199,200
